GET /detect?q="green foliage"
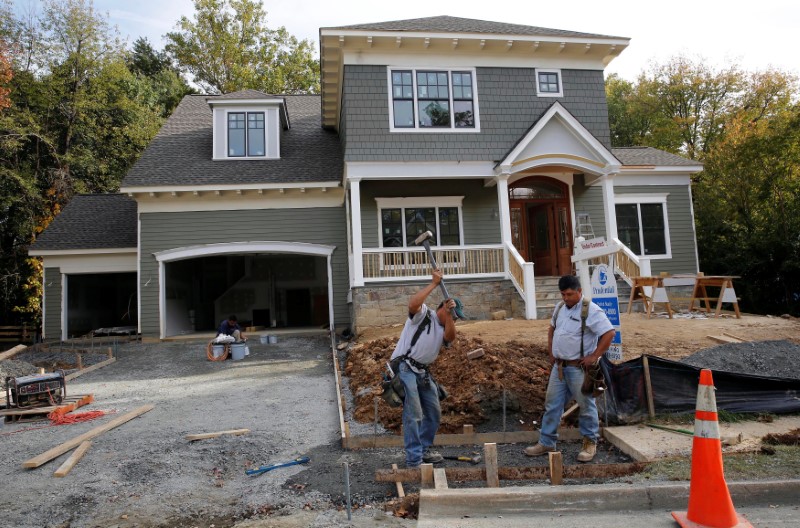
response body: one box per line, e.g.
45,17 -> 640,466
165,0 -> 319,94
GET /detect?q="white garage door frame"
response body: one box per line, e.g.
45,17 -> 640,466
154,241 -> 337,340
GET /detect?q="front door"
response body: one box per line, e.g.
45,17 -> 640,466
509,177 -> 573,276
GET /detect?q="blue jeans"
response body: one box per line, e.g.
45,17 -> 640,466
398,361 -> 441,467
539,364 -> 599,447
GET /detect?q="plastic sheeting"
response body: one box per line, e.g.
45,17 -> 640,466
599,355 -> 800,425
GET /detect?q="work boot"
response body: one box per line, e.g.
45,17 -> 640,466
422,449 -> 444,464
524,443 -> 556,457
577,436 -> 597,462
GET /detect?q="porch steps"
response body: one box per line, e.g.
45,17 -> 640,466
534,277 -> 631,319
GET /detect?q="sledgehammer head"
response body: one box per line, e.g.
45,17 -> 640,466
414,230 -> 434,246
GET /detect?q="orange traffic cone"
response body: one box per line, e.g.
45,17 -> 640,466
671,369 -> 752,528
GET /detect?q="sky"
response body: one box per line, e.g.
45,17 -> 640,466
21,0 -> 800,81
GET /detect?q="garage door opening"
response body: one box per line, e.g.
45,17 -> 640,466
163,254 -> 329,337
67,273 -> 137,337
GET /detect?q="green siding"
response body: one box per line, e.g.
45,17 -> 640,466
140,208 -> 349,337
615,185 -> 698,275
572,176 -> 607,239
359,180 -> 502,247
44,267 -> 62,340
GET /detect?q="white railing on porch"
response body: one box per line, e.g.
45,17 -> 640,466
589,237 -> 651,286
506,242 -> 536,319
362,244 -> 505,281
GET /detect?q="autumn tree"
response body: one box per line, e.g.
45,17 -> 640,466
165,0 -> 319,94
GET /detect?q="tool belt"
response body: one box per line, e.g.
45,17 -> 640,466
403,356 -> 430,371
555,358 -> 582,367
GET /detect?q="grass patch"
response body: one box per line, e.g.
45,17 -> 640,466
635,446 -> 800,483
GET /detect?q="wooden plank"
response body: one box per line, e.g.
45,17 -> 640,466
345,428 -> 584,450
65,357 -> 116,381
722,332 -> 747,342
561,403 -> 579,420
642,356 -> 656,419
376,462 -> 646,483
185,429 -> 250,441
0,344 -> 26,361
433,467 -> 449,489
707,335 -> 741,344
391,464 -> 405,498
23,404 -> 154,468
54,441 -> 92,477
548,451 -> 563,485
1,394 -> 93,419
420,463 -> 434,489
484,443 -> 499,488
332,349 -> 348,448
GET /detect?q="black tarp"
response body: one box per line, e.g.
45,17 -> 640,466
600,355 -> 800,424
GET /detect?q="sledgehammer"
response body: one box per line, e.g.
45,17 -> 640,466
443,454 -> 482,465
414,230 -> 463,319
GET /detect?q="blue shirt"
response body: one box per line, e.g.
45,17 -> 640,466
218,320 -> 240,336
551,297 -> 614,360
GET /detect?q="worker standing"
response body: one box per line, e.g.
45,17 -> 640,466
390,269 -> 457,468
524,275 -> 615,462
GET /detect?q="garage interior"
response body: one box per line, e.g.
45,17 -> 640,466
67,272 -> 137,337
163,254 -> 329,337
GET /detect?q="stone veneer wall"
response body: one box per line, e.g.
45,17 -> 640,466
351,279 -> 525,334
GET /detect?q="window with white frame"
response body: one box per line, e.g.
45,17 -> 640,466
615,195 -> 671,257
228,111 -> 266,157
535,69 -> 563,97
377,197 -> 464,247
388,68 -> 478,131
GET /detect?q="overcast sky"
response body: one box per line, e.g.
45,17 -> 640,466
26,0 -> 800,80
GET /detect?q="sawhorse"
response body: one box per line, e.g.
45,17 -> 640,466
627,277 -> 673,318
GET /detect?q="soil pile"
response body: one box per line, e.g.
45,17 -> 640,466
344,335 -> 551,433
681,340 -> 800,379
0,358 -> 39,391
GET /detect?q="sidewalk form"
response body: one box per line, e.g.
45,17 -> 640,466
418,479 -> 800,524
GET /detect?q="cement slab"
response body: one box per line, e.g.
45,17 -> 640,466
603,415 -> 800,462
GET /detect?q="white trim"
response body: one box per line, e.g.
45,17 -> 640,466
326,254 -> 335,333
345,161 -> 495,180
535,68 -> 563,97
387,67 -> 481,133
61,272 -> 67,341
159,260 -> 166,340
30,247 -> 135,257
344,51 -> 613,71
41,273 -> 46,340
363,272 -> 506,284
223,109 -> 270,160
154,241 -> 336,262
351,180 -> 364,287
137,214 -> 142,336
613,174 -> 692,186
207,98 -> 286,106
122,182 -> 337,194
619,165 -> 703,174
614,194 -> 672,259
687,183 -> 700,274
133,192 -> 344,214
41,254 -> 137,274
375,196 -> 464,208
321,29 -> 630,47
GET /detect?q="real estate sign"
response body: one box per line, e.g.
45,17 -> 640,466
590,264 -> 622,361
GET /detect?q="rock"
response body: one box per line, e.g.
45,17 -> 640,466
466,348 -> 485,360
491,310 -> 506,320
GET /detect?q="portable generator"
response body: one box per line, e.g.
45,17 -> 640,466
5,370 -> 66,409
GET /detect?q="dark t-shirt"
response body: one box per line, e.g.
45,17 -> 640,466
218,320 -> 240,336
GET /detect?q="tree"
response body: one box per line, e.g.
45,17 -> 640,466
165,0 -> 319,94
127,37 -> 195,117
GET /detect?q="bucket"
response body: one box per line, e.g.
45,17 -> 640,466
259,335 -> 268,344
211,344 -> 225,359
268,335 -> 278,344
230,342 -> 246,361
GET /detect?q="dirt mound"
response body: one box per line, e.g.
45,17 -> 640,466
345,335 -> 551,433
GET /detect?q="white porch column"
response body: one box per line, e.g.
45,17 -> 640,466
496,173 -> 512,246
350,179 -> 364,287
601,173 -> 618,241
61,272 -> 67,341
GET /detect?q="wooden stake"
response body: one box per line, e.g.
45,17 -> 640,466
420,463 -> 434,488
463,424 -> 474,435
0,344 -> 26,361
561,403 -> 579,420
75,353 -> 83,370
548,451 -> 563,485
484,443 -> 499,488
23,404 -> 154,468
185,429 -> 250,441
391,464 -> 405,498
54,441 -> 92,477
433,467 -> 449,489
642,356 -> 655,419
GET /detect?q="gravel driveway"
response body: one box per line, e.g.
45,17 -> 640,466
1,336 -> 411,528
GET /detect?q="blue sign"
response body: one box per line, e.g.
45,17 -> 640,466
590,264 -> 623,359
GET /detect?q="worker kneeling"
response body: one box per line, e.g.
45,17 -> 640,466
524,275 -> 615,463
385,269 -> 456,468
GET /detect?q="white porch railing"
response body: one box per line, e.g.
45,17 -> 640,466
591,237 -> 651,286
362,245 -> 505,281
506,242 -> 536,319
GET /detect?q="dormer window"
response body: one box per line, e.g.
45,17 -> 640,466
228,112 -> 265,157
388,67 -> 480,132
536,69 -> 563,97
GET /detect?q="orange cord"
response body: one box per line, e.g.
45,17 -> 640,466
48,409 -> 107,425
206,341 -> 230,361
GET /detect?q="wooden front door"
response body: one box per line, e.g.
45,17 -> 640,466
509,177 -> 573,276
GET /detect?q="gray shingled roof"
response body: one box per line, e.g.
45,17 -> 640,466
29,194 -> 137,251
612,147 -> 702,167
323,15 -> 624,40
214,89 -> 282,100
122,95 -> 342,188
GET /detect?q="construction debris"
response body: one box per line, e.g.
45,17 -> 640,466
185,428 -> 250,441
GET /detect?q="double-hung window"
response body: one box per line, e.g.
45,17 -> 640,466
377,197 -> 464,248
615,195 -> 671,258
389,68 -> 478,131
228,111 -> 266,157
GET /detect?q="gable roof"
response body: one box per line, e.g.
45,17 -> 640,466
612,147 -> 703,167
121,94 -> 342,189
214,89 -> 282,100
29,194 -> 137,252
324,15 -> 623,39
